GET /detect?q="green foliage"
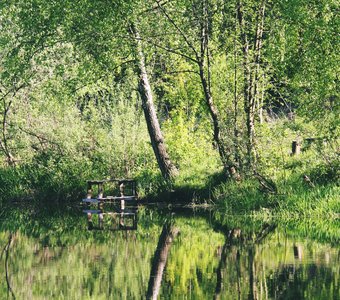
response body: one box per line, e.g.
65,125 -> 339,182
0,0 -> 338,209
212,117 -> 339,215
0,3 -> 339,298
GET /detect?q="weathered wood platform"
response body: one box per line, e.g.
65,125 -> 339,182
82,196 -> 137,204
83,209 -> 136,216
82,178 -> 138,230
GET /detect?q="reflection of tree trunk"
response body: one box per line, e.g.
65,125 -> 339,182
255,223 -> 276,244
213,223 -> 275,300
146,224 -> 179,300
131,24 -> 178,180
214,240 -> 229,300
1,233 -> 16,299
214,244 -> 242,300
248,247 -> 258,300
236,249 -> 242,300
248,223 -> 276,300
214,228 -> 243,299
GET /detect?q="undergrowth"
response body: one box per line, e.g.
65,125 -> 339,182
1,117 -> 338,218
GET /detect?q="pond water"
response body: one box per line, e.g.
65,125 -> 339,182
0,205 -> 339,299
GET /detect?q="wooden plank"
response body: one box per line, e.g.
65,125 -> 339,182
87,178 -> 136,184
98,196 -> 137,201
83,209 -> 102,214
98,183 -> 104,198
102,212 -> 136,216
82,198 -> 100,203
82,196 -> 136,202
83,210 -> 136,216
118,179 -> 136,183
87,180 -> 106,184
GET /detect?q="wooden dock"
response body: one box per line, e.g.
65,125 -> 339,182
82,179 -> 138,230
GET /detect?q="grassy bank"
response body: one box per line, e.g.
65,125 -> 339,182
211,143 -> 339,216
1,150 -> 338,218
1,117 -> 338,217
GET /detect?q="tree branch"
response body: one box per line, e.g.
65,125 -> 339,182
134,35 -> 199,64
155,0 -> 200,61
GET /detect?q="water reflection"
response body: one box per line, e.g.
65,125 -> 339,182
147,221 -> 179,300
209,229 -> 339,300
214,223 -> 277,300
1,233 -> 15,299
0,206 -> 339,299
84,206 -> 138,231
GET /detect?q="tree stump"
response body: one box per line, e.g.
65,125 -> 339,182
292,140 -> 301,155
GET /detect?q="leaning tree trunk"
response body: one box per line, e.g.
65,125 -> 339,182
131,24 -> 178,180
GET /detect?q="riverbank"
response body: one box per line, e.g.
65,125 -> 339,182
1,161 -> 339,219
1,133 -> 338,217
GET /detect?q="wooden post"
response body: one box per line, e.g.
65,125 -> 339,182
86,182 -> 92,199
97,182 -> 104,228
86,182 -> 93,229
132,181 -> 136,196
98,201 -> 104,229
98,213 -> 104,229
132,213 -> 137,230
87,213 -> 93,230
120,182 -> 125,211
98,183 -> 104,199
292,140 -> 301,155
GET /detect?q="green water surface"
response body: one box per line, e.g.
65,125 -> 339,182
0,205 -> 339,299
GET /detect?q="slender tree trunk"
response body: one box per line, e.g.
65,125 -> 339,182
233,10 -> 241,169
156,0 -> 239,179
259,87 -> 264,124
253,1 -> 266,127
1,99 -> 15,166
237,1 -> 256,170
199,65 -> 238,179
131,24 -> 178,180
200,1 -> 239,179
146,224 -> 179,300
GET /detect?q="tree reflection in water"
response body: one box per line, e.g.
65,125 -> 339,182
147,222 -> 179,300
0,206 -> 338,299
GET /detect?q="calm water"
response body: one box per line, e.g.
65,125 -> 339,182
0,205 -> 339,299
